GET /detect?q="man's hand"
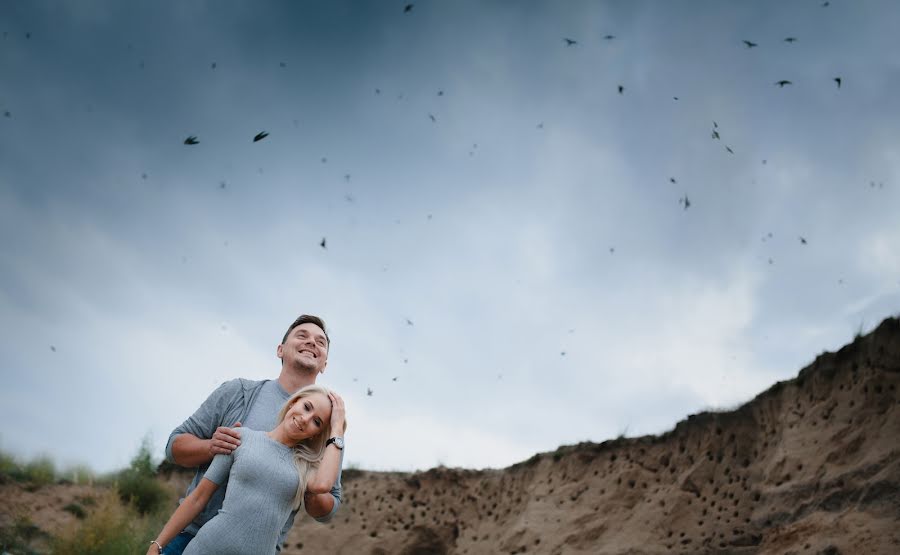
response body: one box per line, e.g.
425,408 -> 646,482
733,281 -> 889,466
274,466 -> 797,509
209,422 -> 242,456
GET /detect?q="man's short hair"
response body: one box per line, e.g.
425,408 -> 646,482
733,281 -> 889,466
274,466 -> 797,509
282,314 -> 329,349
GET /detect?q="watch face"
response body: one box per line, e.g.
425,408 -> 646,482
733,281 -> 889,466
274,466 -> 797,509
334,437 -> 344,449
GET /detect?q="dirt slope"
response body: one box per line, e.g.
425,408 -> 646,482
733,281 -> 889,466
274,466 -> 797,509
286,317 -> 899,555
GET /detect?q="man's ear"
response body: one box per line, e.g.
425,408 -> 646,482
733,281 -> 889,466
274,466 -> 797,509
276,343 -> 284,360
319,360 -> 328,375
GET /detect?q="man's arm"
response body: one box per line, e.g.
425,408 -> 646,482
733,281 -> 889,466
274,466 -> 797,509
170,424 -> 242,467
165,379 -> 244,467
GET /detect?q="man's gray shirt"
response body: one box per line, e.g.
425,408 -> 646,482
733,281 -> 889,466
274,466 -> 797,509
165,378 -> 343,549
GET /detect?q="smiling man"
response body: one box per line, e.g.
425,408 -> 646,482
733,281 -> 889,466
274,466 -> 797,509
163,315 -> 344,554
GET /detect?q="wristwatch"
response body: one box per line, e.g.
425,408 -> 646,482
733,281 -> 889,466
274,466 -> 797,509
325,436 -> 344,450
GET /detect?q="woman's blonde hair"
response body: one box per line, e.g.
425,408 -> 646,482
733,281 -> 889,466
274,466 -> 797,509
276,384 -> 336,509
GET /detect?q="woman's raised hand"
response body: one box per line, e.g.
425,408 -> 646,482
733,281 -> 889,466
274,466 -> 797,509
328,391 -> 346,434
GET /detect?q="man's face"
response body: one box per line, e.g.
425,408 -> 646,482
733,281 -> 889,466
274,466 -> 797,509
277,322 -> 329,375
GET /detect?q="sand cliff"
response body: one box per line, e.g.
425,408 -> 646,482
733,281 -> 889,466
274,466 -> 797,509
287,317 -> 899,554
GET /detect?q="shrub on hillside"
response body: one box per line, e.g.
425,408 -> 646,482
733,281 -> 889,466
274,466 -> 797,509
22,456 -> 56,487
0,450 -> 57,487
115,438 -> 170,516
51,490 -> 158,555
0,515 -> 47,555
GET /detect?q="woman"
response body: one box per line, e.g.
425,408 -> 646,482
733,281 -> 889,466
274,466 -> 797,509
147,385 -> 346,555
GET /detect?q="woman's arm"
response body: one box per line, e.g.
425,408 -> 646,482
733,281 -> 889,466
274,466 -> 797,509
145,478 -> 219,554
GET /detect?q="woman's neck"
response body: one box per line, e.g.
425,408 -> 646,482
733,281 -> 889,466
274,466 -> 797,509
267,423 -> 296,447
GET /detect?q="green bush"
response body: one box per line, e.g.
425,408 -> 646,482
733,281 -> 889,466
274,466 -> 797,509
0,450 -> 57,487
22,456 -> 56,487
0,451 -> 18,484
62,503 -> 87,519
0,515 -> 47,555
115,437 -> 170,516
62,464 -> 97,486
51,490 -> 160,555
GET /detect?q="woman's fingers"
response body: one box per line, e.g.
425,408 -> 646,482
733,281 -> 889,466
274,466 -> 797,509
328,392 -> 346,431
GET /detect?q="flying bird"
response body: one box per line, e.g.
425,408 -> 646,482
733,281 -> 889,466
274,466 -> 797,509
3,111 -> 10,118
669,177 -> 677,184
775,80 -> 792,87
679,195 -> 691,210
320,237 -> 327,249
437,90 -> 444,96
211,62 -> 217,69
725,145 -> 734,154
799,236 -> 808,245
253,131 -> 269,142
392,377 -> 398,382
367,387 -> 374,396
184,136 -> 199,145
742,40 -> 758,48
834,77 -> 842,89
406,318 -> 414,326
784,37 -> 797,43
404,3 -> 413,12
712,130 -> 720,140
375,88 -> 381,95
428,113 -> 436,123
603,35 -> 615,40
50,345 -> 56,352
564,38 -> 578,46
279,62 -> 287,68
618,85 -> 624,94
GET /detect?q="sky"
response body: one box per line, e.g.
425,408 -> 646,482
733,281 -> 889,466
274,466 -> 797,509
0,1 -> 898,475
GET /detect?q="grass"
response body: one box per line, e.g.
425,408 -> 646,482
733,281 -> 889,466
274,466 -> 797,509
0,440 -> 176,555
51,489 -> 169,555
111,437 -> 171,515
62,503 -> 87,519
0,451 -> 57,488
0,515 -> 48,555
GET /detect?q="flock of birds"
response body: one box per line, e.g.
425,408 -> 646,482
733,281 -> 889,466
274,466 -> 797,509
7,1 -> 889,401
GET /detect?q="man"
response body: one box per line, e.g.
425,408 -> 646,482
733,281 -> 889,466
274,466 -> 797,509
162,315 -> 344,554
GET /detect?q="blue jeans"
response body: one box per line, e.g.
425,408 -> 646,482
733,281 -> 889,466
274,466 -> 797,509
162,531 -> 195,555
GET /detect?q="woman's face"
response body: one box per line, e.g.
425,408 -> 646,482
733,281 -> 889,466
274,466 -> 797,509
283,392 -> 332,443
